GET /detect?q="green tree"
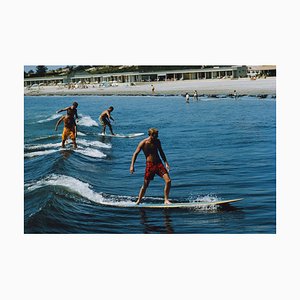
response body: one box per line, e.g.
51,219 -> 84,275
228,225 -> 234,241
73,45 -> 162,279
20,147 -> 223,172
36,65 -> 48,76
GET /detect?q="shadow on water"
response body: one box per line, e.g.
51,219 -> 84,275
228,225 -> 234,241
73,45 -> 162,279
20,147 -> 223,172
138,203 -> 246,234
139,209 -> 174,234
59,149 -> 73,160
49,149 -> 73,174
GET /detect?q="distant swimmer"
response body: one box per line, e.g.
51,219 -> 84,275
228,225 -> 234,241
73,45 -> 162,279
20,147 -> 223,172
55,114 -> 77,149
130,128 -> 171,205
233,90 -> 238,99
99,106 -> 115,135
193,90 -> 199,101
185,92 -> 190,103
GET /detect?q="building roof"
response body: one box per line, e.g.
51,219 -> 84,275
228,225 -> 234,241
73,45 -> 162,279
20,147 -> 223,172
248,65 -> 276,71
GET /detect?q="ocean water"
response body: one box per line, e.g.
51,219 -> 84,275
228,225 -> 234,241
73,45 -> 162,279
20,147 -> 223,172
24,95 -> 276,233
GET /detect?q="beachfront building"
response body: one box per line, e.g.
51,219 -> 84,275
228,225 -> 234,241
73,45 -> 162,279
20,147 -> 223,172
24,66 -> 248,87
24,76 -> 64,87
247,65 -> 276,78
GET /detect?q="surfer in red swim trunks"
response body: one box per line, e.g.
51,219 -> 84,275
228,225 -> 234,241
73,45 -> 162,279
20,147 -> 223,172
130,128 -> 171,205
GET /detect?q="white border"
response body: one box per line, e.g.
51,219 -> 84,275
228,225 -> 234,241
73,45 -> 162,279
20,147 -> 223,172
1,1 -> 299,299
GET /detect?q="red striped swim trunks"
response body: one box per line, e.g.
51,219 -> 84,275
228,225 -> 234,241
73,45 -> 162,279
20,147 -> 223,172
144,161 -> 167,181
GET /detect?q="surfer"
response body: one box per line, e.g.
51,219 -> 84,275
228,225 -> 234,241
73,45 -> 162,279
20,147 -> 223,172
130,128 -> 171,205
57,101 -> 79,136
55,114 -> 77,149
57,101 -> 79,121
99,106 -> 115,135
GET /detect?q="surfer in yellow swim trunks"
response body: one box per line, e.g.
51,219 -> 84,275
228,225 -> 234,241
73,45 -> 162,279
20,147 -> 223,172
99,106 -> 115,135
130,128 -> 171,205
55,114 -> 77,149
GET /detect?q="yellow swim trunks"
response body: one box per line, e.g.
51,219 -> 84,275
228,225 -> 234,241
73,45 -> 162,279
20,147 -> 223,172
62,127 -> 76,141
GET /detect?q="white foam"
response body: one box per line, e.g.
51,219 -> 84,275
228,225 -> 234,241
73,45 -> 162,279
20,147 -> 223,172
76,131 -> 86,136
188,195 -> 221,211
25,139 -> 108,158
77,138 -> 111,149
76,147 -> 106,158
77,115 -> 98,127
25,142 -> 61,150
24,149 -> 58,158
37,113 -> 61,123
193,195 -> 219,203
27,174 -> 105,203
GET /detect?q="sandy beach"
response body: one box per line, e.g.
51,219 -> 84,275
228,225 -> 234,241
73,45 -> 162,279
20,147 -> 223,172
24,77 -> 276,97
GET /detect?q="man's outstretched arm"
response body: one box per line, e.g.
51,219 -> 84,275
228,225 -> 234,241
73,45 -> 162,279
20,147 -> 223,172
56,107 -> 69,113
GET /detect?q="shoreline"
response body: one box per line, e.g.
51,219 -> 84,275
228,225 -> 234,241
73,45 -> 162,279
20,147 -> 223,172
24,77 -> 276,97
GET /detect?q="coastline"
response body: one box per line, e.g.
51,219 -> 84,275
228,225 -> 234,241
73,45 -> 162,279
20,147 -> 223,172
24,77 -> 276,97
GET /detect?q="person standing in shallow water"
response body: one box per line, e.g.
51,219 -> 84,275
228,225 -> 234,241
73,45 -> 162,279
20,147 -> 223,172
130,128 -> 171,205
185,92 -> 190,103
193,90 -> 198,100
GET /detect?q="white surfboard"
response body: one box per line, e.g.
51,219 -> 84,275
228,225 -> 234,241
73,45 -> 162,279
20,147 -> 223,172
100,132 -> 144,138
102,198 -> 243,209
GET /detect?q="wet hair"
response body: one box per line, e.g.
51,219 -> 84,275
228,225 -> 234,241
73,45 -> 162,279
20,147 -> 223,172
148,128 -> 158,136
108,106 -> 114,111
73,102 -> 78,107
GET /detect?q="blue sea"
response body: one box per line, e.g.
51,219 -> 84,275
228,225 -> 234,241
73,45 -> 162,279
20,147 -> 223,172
24,95 -> 276,233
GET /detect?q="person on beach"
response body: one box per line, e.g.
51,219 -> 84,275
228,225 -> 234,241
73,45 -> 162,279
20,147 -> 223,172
99,106 -> 115,135
130,128 -> 171,205
185,92 -> 190,103
55,114 -> 77,149
151,84 -> 155,93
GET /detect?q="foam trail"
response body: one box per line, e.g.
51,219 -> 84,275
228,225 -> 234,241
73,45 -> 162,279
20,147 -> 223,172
30,134 -> 61,143
77,131 -> 86,136
193,195 -> 219,203
187,195 -> 221,211
76,147 -> 106,158
26,174 -> 105,203
77,139 -> 111,149
24,149 -> 58,158
26,140 -> 110,151
37,113 -> 61,123
25,142 -> 61,150
77,116 -> 98,127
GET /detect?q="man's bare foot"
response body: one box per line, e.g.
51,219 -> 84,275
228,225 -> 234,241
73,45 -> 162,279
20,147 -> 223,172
164,200 -> 171,205
135,200 -> 141,205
